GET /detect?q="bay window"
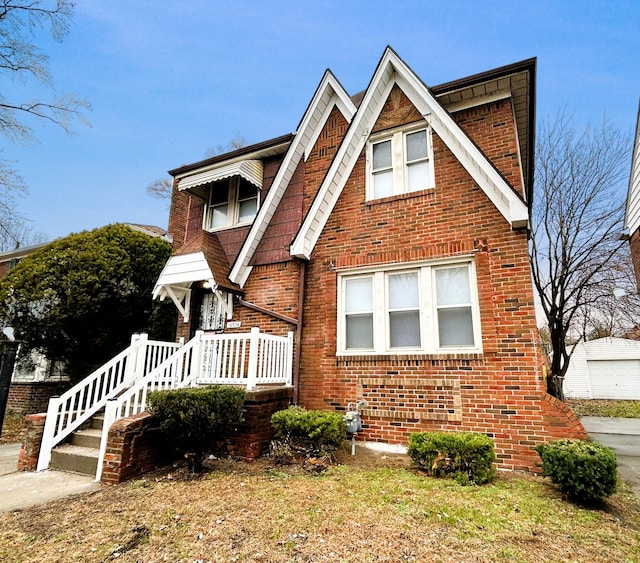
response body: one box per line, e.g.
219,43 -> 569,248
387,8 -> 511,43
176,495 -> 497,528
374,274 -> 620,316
338,260 -> 480,354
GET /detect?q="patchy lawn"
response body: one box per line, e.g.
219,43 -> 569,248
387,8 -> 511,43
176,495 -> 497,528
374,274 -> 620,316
0,412 -> 24,445
566,399 -> 640,419
0,450 -> 638,562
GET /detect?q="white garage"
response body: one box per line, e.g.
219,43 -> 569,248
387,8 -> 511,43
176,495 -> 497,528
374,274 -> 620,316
563,338 -> 640,400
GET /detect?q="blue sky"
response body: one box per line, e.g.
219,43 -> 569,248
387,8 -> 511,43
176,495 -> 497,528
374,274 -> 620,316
3,0 -> 639,242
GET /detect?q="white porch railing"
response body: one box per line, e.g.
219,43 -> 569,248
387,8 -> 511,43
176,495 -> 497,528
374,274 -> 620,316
37,328 -> 293,480
36,334 -> 182,472
95,328 -> 293,480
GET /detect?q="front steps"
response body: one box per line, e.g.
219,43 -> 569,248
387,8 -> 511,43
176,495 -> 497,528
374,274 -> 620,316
49,415 -> 104,476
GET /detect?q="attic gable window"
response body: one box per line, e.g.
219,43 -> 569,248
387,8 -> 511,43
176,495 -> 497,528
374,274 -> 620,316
368,126 -> 434,200
205,177 -> 259,231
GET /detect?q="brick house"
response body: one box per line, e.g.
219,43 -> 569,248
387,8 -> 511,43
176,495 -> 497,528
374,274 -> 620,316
154,47 -> 585,471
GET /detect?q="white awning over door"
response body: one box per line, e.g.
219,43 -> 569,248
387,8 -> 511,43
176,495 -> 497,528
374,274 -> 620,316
153,252 -> 215,322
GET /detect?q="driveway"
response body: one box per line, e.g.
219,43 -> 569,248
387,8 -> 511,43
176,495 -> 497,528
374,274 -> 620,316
580,416 -> 640,497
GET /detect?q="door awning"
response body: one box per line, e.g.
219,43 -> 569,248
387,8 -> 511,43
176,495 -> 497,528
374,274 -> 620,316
153,252 -> 215,322
178,159 -> 263,200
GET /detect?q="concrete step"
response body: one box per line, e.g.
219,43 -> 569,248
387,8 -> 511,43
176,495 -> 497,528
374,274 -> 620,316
91,415 -> 105,430
71,428 -> 102,449
50,444 -> 99,476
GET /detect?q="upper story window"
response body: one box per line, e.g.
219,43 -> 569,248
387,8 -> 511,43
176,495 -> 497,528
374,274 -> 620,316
368,126 -> 434,200
338,260 -> 481,355
204,177 -> 259,231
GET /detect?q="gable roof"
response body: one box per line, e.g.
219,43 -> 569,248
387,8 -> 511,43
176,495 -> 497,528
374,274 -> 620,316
228,69 -> 357,286
624,101 -> 640,236
289,47 -> 529,261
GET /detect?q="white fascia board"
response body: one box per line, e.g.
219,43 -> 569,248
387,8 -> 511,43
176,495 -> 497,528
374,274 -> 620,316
289,50 -> 399,259
228,71 -> 355,287
393,64 -> 528,228
624,101 -> 640,234
290,47 -> 529,260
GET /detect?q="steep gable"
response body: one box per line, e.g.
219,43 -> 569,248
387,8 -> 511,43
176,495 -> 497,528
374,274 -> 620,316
228,71 -> 357,287
290,47 -> 529,260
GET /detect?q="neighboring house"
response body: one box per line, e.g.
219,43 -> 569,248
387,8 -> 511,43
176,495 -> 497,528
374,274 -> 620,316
153,47 -> 584,471
0,223 -> 170,413
625,101 -> 640,286
564,338 -> 640,400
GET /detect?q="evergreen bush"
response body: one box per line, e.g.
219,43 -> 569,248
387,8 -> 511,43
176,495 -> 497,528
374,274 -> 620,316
148,386 -> 245,472
407,431 -> 496,485
270,406 -> 346,461
535,439 -> 617,503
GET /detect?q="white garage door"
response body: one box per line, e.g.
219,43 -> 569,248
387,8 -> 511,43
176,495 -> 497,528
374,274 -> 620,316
587,360 -> 640,400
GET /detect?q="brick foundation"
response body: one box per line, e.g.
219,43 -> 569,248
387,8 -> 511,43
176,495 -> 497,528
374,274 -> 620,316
222,386 -> 293,459
8,382 -> 67,414
17,413 -> 46,471
100,386 -> 293,484
101,412 -> 172,485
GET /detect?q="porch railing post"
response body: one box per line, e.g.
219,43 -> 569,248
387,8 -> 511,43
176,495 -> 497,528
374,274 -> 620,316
36,396 -> 60,471
192,330 -> 204,387
286,331 -> 294,387
133,333 -> 149,381
247,327 -> 260,391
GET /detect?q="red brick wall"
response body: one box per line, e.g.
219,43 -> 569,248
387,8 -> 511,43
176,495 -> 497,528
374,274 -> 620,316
101,412 -> 173,485
231,261 -> 301,337
8,382 -> 67,414
17,413 -> 46,471
294,90 -> 584,471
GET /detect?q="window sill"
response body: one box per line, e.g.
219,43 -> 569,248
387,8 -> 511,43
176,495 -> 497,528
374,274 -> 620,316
204,221 -> 254,233
336,351 -> 484,363
364,187 -> 435,208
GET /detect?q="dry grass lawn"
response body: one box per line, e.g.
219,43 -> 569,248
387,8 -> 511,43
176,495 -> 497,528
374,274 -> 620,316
566,399 -> 640,419
0,448 -> 639,563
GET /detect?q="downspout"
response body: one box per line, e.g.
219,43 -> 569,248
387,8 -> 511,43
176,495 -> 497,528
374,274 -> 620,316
293,259 -> 306,404
235,258 -> 306,403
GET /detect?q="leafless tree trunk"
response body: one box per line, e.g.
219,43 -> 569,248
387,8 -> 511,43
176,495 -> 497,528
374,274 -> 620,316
529,111 -> 631,399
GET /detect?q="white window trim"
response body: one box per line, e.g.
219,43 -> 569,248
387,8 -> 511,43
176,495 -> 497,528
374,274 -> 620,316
366,124 -> 435,200
337,258 -> 482,356
203,176 -> 260,232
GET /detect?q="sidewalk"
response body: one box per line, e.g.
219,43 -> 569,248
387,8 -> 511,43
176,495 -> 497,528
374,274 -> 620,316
0,443 -> 101,512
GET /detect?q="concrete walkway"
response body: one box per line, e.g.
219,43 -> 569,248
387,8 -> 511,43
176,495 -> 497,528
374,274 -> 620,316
0,443 -> 101,512
580,416 -> 640,497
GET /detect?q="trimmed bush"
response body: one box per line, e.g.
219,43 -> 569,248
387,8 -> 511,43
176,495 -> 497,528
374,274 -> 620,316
270,406 -> 346,461
535,439 -> 617,503
148,386 -> 245,472
407,431 -> 496,485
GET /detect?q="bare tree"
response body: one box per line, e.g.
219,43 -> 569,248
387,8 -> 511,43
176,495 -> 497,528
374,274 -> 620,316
147,134 -> 248,202
0,0 -> 89,246
529,111 -> 630,399
146,177 -> 172,201
204,132 -> 247,158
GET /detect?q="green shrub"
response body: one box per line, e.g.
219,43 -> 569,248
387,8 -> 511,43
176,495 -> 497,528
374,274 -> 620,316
535,439 -> 617,503
407,431 -> 496,485
270,406 -> 346,460
148,386 -> 245,472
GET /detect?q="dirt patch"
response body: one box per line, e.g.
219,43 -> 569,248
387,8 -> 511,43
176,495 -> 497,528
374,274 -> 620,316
0,411 -> 24,445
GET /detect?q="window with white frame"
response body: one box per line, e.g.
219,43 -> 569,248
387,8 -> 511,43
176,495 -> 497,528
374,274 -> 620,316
368,126 -> 434,200
204,177 -> 259,230
338,261 -> 481,354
